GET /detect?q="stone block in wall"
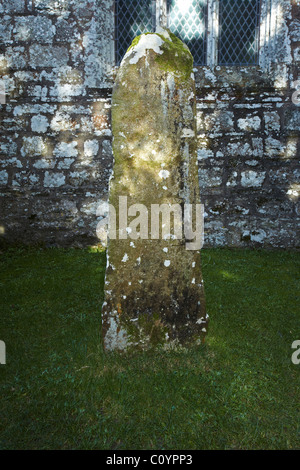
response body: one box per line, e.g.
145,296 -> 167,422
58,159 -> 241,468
82,140 -> 99,162
12,171 -> 40,187
221,137 -> 263,158
204,220 -> 228,247
284,108 -> 300,132
55,18 -> 79,42
21,137 -> 47,157
44,172 -> 65,188
0,170 -> 8,186
50,111 -> 76,132
0,0 -> 26,13
69,171 -> 91,187
227,219 -> 268,246
14,104 -> 58,117
5,46 -> 27,69
0,137 -> 18,157
265,137 -> 298,159
269,167 -> 300,185
14,16 -> 55,43
102,140 -> 112,157
294,47 -> 300,62
204,110 -> 235,134
0,157 -> 22,169
255,196 -> 296,217
29,45 -> 69,68
31,115 -> 49,133
226,171 -> 239,187
33,158 -> 55,170
0,16 -> 13,45
49,67 -> 86,101
237,115 -> 261,132
290,19 -> 300,42
199,168 -> 223,189
197,148 -> 215,162
241,170 -> 266,188
33,0 -> 69,15
54,141 -> 78,161
264,111 -> 281,132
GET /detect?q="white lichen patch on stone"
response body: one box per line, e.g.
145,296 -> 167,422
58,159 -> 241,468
167,73 -> 175,97
54,141 -> 78,158
155,26 -> 171,41
241,170 -> 266,188
158,169 -> 170,179
287,184 -> 300,201
122,253 -> 129,263
31,115 -> 49,133
123,34 -> 164,65
181,128 -> 195,138
44,171 -> 65,188
0,170 -> 8,186
104,317 -> 129,352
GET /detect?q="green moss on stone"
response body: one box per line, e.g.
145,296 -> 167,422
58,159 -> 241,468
155,30 -> 193,81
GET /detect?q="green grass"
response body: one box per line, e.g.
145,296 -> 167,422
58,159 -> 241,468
0,247 -> 299,450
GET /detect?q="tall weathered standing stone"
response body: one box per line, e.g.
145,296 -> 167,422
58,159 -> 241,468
102,30 -> 209,351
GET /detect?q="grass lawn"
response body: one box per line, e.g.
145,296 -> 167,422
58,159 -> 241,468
0,247 -> 299,450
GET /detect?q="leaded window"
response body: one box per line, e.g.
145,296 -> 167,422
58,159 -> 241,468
167,0 -> 207,66
218,0 -> 260,65
115,0 -> 261,66
115,0 -> 155,66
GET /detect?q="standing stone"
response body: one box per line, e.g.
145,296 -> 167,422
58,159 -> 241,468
102,29 -> 209,351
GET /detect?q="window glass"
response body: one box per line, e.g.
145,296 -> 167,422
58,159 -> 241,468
218,0 -> 260,65
115,0 -> 154,65
168,0 -> 207,65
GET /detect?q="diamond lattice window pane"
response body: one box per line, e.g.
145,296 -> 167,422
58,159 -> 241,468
167,0 -> 207,65
116,0 -> 154,65
218,0 -> 260,65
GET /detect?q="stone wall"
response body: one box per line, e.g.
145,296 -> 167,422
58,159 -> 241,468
0,0 -> 299,248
